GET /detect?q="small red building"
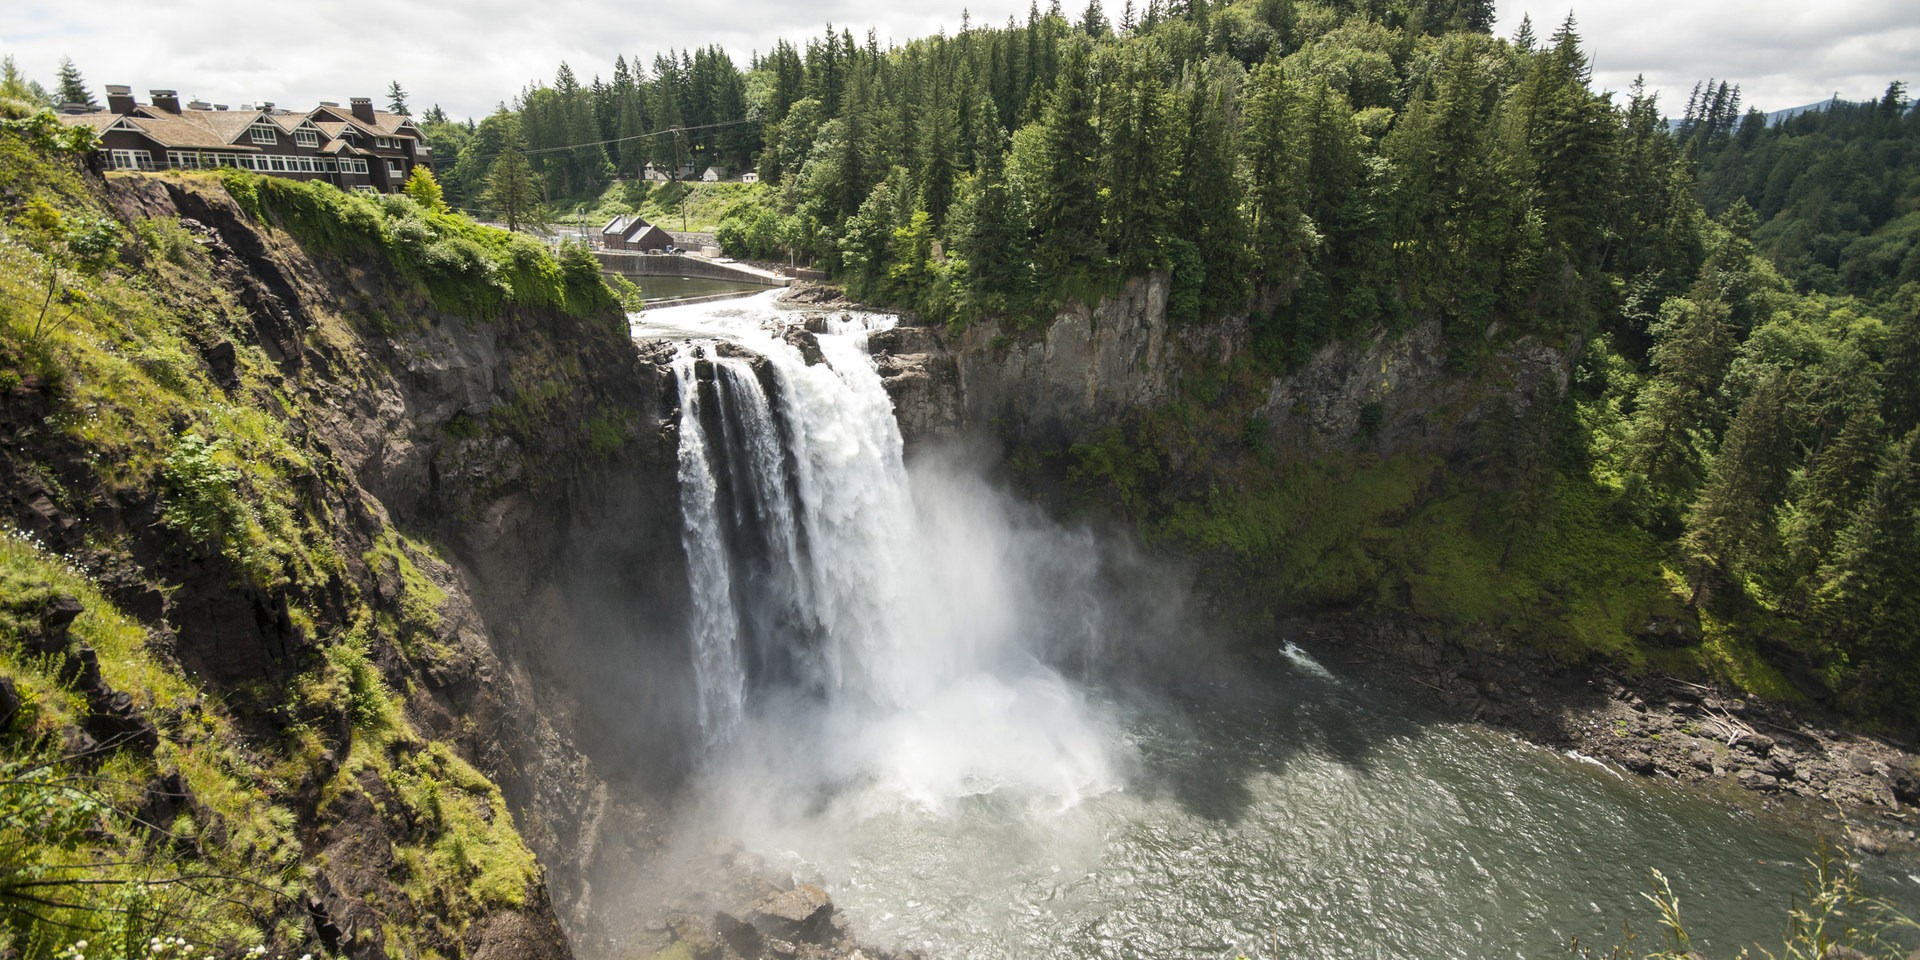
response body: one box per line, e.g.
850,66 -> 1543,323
602,215 -> 674,252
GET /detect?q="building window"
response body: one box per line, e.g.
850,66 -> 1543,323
352,185 -> 376,194
376,136 -> 396,149
387,160 -> 404,178
249,123 -> 278,144
294,129 -> 319,148
108,149 -> 154,171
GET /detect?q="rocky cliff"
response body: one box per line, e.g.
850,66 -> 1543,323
876,273 -> 1574,466
1,140 -> 696,960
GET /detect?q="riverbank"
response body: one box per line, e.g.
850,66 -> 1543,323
1280,616 -> 1920,860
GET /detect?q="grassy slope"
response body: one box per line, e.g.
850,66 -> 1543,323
0,126 -> 592,958
555,180 -> 770,234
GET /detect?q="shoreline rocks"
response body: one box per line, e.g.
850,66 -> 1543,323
1280,617 -> 1920,860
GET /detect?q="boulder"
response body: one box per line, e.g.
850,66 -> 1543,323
749,883 -> 833,944
85,689 -> 160,754
35,594 -> 85,654
714,911 -> 763,959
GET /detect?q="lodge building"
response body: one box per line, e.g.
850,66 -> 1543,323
57,86 -> 431,193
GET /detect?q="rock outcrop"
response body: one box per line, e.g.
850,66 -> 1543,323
865,274 -> 1572,464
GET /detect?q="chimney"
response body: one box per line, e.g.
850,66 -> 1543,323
106,84 -> 135,115
150,89 -> 181,113
188,99 -> 211,111
261,101 -> 274,112
320,101 -> 339,107
214,104 -> 229,111
350,97 -> 376,123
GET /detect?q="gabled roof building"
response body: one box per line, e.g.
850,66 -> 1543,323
603,216 -> 674,252
57,86 -> 431,194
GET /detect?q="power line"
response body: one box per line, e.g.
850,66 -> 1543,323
451,117 -> 759,169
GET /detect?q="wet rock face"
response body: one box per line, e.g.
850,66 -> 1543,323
1251,319 -> 1574,460
865,273 -> 1571,468
949,275 -> 1173,441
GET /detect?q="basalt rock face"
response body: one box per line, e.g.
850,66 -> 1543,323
1251,319 -> 1575,461
867,273 -> 1573,466
10,174 -> 702,957
944,274 -> 1175,446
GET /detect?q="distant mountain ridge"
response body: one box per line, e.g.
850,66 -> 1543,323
1765,95 -> 1918,125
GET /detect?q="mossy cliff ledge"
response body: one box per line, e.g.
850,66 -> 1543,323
2,134 -> 690,960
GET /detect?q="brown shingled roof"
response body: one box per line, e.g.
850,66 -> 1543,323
363,110 -> 421,138
133,116 -> 264,150
55,112 -> 125,133
181,109 -> 265,143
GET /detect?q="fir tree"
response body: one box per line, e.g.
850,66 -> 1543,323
55,57 -> 95,109
386,80 -> 410,116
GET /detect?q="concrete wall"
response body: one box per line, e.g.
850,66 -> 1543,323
594,251 -> 787,286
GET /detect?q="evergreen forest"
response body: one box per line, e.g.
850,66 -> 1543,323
400,0 -> 1920,731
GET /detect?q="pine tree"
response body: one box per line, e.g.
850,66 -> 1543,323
1171,59 -> 1249,322
1883,306 -> 1920,438
1029,38 -> 1105,293
55,57 -> 95,109
386,81 -> 410,116
1780,407 -> 1885,599
1511,14 -> 1536,51
485,131 -> 543,232
1099,44 -> 1172,273
1080,0 -> 1109,37
1815,427 -> 1920,723
1681,370 -> 1795,603
1241,59 -> 1306,287
1627,293 -> 1739,516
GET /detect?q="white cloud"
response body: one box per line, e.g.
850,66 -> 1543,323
6,1 -> 1913,121
4,0 -> 1033,120
1495,1 -> 1917,113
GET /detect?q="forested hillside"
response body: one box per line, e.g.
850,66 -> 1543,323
430,0 -> 1920,732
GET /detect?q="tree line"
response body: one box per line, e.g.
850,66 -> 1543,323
445,0 -> 1916,726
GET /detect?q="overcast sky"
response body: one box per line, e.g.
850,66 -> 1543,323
5,0 -> 1914,122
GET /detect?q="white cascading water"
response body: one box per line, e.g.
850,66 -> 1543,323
668,345 -> 747,750
637,293 -> 1118,810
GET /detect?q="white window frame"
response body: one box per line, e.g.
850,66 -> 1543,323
375,136 -> 396,149
294,129 -> 319,148
249,123 -> 278,144
387,160 -> 404,178
108,148 -> 154,171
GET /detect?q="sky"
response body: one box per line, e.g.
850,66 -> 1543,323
4,0 -> 1915,122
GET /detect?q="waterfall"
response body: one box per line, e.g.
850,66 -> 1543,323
669,344 -> 747,750
642,293 -> 1117,810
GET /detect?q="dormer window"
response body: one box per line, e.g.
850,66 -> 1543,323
294,129 -> 318,148
249,123 -> 278,144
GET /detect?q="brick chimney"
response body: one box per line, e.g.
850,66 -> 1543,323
150,89 -> 181,113
350,97 -> 376,123
106,84 -> 135,115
